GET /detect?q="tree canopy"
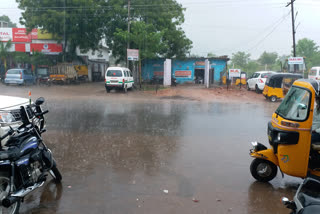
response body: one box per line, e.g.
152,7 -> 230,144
16,0 -> 192,62
0,15 -> 17,27
231,51 -> 250,68
258,51 -> 278,66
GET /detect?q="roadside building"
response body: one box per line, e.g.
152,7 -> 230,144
0,28 -> 109,82
142,57 -> 229,85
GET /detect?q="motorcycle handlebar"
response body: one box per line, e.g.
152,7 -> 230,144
35,110 -> 49,118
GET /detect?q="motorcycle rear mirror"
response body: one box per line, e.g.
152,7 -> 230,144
35,97 -> 45,106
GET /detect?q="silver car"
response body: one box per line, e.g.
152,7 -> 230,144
4,69 -> 36,85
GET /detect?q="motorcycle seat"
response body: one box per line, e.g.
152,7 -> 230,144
299,193 -> 320,207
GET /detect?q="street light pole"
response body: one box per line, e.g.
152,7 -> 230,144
286,0 -> 297,72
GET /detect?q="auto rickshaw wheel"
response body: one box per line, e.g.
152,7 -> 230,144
250,158 -> 277,182
270,96 -> 277,102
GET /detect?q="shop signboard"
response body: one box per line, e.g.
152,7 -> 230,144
30,43 -> 63,55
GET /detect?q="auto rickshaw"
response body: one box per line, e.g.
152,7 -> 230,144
263,73 -> 303,102
250,79 -> 320,182
235,72 -> 247,86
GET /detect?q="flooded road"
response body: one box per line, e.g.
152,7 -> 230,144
1,83 -> 301,214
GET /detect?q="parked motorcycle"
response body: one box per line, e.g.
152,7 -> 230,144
282,177 -> 320,214
0,97 -> 62,214
171,77 -> 177,86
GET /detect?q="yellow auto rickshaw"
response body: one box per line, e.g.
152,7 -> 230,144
235,72 -> 247,86
250,79 -> 320,182
263,73 -> 303,102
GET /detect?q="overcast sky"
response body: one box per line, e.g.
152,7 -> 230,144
1,0 -> 320,59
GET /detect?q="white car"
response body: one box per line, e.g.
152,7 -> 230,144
0,95 -> 30,146
105,67 -> 134,93
247,71 -> 276,93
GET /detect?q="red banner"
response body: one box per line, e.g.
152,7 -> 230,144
12,28 -> 38,42
154,71 -> 164,76
175,70 -> 192,77
30,43 -> 62,55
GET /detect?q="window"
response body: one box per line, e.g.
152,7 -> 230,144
107,70 -> 122,77
7,69 -> 21,75
276,86 -> 310,121
24,69 -> 32,75
310,69 -> 317,75
261,73 -> 272,78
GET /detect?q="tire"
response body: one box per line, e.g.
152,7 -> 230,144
49,162 -> 62,183
270,96 -> 277,102
0,172 -> 20,214
247,83 -> 250,91
250,158 -> 277,182
255,85 -> 260,93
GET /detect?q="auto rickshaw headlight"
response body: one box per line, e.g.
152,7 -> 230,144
251,142 -> 258,151
277,133 -> 281,142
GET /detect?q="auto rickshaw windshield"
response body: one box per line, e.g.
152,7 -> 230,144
275,86 -> 311,121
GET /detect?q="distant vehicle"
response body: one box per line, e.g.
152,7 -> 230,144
247,71 -> 276,93
4,69 -> 36,86
105,67 -> 134,93
74,65 -> 89,81
263,73 -> 303,102
36,66 -> 51,86
49,63 -> 78,84
308,66 -> 320,81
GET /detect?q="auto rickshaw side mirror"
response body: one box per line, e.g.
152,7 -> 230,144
297,103 -> 307,110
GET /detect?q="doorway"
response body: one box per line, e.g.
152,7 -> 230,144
194,69 -> 204,84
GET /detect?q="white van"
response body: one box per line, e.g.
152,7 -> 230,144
308,67 -> 320,81
105,67 -> 134,93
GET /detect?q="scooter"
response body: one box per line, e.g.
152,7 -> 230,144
249,79 -> 320,182
282,177 -> 320,214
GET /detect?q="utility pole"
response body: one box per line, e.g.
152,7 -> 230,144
286,0 -> 296,57
127,0 -> 131,67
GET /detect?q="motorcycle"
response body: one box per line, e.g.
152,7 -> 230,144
0,97 -> 62,214
249,79 -> 320,182
282,177 -> 320,214
171,77 -> 177,86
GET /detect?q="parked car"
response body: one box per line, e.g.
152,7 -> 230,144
308,66 -> 320,81
0,95 -> 31,147
105,67 -> 134,93
247,71 -> 276,93
4,68 -> 36,85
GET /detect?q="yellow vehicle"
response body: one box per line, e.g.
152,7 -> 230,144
49,63 -> 78,84
235,72 -> 247,86
74,65 -> 88,81
249,79 -> 320,182
263,73 -> 303,102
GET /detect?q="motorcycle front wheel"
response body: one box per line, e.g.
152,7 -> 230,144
250,158 -> 277,182
49,161 -> 62,183
0,172 -> 20,214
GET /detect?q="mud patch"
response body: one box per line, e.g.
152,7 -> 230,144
160,95 -> 198,101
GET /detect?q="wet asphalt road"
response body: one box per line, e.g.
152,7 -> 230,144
0,83 -> 302,214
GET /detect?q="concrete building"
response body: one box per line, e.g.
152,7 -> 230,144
142,57 -> 229,84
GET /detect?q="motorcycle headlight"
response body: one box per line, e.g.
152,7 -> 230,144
0,112 -> 16,124
251,142 -> 258,151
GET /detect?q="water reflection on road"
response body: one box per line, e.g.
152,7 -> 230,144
19,98 -> 300,214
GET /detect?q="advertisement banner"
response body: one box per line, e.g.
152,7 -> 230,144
0,28 -> 13,42
37,29 -> 54,40
288,57 -> 304,65
175,70 -> 191,77
30,43 -> 63,55
12,28 -> 31,42
229,69 -> 241,78
127,49 -> 139,61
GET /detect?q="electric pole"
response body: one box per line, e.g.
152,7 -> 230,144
286,0 -> 296,57
127,0 -> 131,67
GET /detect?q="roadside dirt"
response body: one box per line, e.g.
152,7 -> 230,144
144,85 -> 268,103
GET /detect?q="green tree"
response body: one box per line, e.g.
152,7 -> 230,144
0,15 -> 17,27
231,51 -> 250,69
296,38 -> 319,59
17,0 -> 106,60
207,52 -> 216,58
103,0 -> 192,61
0,40 -> 12,71
258,51 -> 278,67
